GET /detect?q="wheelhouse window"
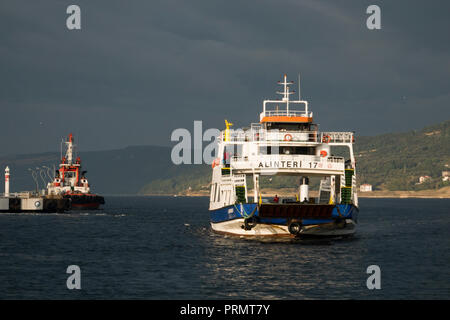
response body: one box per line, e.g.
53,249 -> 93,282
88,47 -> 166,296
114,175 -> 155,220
259,146 -> 315,155
223,144 -> 243,165
64,171 -> 77,178
265,123 -> 317,131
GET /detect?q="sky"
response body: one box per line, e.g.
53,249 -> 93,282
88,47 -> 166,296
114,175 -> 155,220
0,0 -> 449,156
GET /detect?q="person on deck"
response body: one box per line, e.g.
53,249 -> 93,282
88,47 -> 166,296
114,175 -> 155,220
273,195 -> 279,203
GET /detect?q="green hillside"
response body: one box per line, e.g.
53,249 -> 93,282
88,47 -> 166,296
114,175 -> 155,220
355,120 -> 450,190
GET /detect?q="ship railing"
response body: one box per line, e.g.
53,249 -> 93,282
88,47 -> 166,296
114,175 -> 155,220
220,129 -> 320,143
320,132 -> 354,144
262,110 -> 313,118
351,174 -> 358,206
220,130 -> 354,144
232,174 -> 246,186
231,155 -> 249,162
231,155 -> 345,163
261,130 -> 318,142
326,156 -> 346,163
2,191 -> 36,198
221,176 -> 232,183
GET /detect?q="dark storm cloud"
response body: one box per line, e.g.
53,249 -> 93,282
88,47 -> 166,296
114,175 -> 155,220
0,0 -> 449,155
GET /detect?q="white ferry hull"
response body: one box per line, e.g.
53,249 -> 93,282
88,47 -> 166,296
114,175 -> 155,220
211,218 -> 356,238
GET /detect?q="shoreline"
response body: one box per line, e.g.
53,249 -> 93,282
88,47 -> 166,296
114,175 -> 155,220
141,186 -> 450,199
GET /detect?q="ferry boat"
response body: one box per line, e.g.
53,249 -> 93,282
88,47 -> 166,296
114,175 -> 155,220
46,134 -> 105,210
209,75 -> 358,238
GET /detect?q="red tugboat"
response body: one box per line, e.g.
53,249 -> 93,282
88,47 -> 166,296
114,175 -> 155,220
47,134 -> 105,210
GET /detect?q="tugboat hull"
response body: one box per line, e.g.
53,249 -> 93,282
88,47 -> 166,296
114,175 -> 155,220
71,202 -> 101,210
64,194 -> 105,210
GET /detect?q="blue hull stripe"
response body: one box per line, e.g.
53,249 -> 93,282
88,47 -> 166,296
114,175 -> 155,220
210,203 -> 357,225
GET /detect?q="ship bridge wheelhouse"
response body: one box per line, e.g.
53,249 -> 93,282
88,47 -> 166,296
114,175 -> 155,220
265,122 -> 317,132
259,74 -> 313,128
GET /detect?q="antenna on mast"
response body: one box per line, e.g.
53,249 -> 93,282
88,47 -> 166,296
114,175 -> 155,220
277,74 -> 294,102
298,74 -> 301,100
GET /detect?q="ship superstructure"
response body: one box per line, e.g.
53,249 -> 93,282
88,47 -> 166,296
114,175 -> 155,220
209,75 -> 358,237
47,134 -> 105,209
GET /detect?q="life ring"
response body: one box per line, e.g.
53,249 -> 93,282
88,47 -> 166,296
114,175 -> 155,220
284,134 -> 293,141
322,135 -> 331,143
320,150 -> 328,157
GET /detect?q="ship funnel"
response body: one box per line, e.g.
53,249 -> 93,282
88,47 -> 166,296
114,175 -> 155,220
299,176 -> 309,203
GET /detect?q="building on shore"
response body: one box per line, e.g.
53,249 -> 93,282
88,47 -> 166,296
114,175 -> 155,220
418,175 -> 431,184
442,171 -> 450,182
360,184 -> 372,192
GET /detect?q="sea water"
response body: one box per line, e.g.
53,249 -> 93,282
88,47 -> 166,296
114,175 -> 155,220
0,197 -> 448,299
